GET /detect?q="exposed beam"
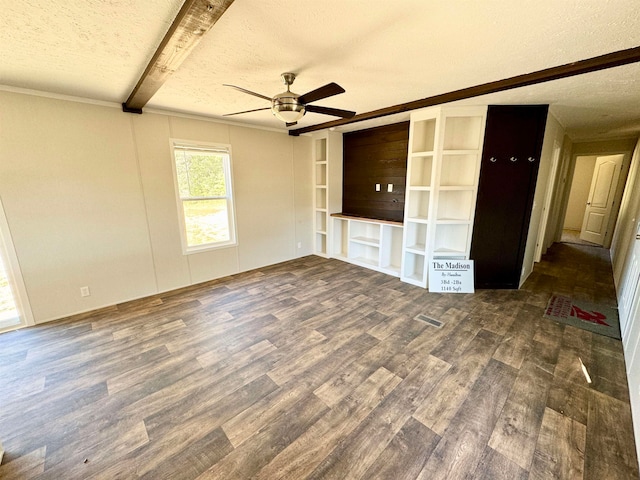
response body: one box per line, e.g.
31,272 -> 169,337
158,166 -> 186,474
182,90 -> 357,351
123,0 -> 234,113
289,45 -> 640,136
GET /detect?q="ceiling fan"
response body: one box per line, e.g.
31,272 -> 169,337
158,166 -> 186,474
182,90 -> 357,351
223,73 -> 356,126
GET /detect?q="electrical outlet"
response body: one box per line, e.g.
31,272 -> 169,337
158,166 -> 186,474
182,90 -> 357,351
375,184 -> 381,191
297,242 -> 302,249
80,286 -> 90,297
387,183 -> 393,192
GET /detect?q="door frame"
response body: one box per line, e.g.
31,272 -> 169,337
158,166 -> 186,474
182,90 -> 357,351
535,139 -> 562,262
579,154 -> 624,245
560,149 -> 631,249
0,197 -> 35,333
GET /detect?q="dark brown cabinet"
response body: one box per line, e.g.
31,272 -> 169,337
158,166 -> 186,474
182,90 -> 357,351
470,105 -> 548,289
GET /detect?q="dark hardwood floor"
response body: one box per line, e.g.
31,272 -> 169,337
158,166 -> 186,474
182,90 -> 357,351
0,242 -> 637,479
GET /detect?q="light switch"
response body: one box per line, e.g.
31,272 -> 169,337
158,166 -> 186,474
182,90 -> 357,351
375,184 -> 381,191
387,184 -> 393,192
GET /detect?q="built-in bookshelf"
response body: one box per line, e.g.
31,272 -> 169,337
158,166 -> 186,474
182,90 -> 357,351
312,131 -> 342,257
400,106 -> 487,288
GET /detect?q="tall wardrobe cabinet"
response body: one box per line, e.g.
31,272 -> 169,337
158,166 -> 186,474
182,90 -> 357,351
470,105 -> 549,289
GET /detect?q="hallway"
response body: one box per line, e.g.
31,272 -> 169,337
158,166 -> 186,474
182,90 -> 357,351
523,241 -> 617,306
0,242 -> 637,479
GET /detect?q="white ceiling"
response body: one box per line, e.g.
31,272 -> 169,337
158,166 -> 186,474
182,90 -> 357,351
1,0 -> 639,140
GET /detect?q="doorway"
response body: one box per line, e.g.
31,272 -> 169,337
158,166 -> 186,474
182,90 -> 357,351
0,254 -> 20,330
0,198 -> 34,332
561,153 -> 625,247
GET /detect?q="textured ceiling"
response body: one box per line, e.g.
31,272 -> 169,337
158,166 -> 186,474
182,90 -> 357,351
1,0 -> 639,140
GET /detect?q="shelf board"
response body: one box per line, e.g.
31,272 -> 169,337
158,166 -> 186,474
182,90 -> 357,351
381,264 -> 401,276
401,273 -> 425,283
350,236 -> 380,247
442,149 -> 480,155
316,230 -> 327,235
315,208 -> 328,212
315,185 -> 327,189
350,256 -> 379,267
411,150 -> 435,157
435,219 -> 471,224
405,243 -> 426,253
433,247 -> 466,256
406,216 -> 429,224
438,185 -> 474,191
315,160 -> 327,165
408,186 -> 431,191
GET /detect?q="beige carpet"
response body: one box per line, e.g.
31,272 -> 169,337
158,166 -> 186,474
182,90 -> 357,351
561,228 -> 601,246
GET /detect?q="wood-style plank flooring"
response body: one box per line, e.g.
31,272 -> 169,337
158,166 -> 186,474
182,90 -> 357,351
0,242 -> 637,479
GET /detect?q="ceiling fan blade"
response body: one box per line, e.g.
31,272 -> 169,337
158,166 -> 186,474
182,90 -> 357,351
223,107 -> 271,116
305,104 -> 356,118
223,84 -> 272,102
298,82 -> 345,105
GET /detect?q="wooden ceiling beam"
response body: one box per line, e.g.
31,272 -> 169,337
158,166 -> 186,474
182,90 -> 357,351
288,45 -> 640,136
123,0 -> 234,113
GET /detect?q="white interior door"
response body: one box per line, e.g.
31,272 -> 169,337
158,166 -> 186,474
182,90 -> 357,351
622,220 -> 640,346
626,284 -> 640,465
580,154 -> 623,245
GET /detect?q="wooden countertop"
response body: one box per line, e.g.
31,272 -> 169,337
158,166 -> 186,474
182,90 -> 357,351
330,213 -> 403,227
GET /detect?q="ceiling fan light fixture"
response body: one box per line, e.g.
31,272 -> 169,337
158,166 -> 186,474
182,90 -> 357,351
224,72 -> 353,125
271,93 -> 305,123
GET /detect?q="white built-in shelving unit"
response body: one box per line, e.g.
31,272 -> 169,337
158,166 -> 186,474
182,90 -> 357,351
312,106 -> 486,288
401,106 -> 487,288
331,214 -> 403,277
313,131 -> 342,257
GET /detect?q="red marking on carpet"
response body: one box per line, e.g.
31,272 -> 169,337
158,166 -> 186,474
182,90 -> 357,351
570,305 -> 610,326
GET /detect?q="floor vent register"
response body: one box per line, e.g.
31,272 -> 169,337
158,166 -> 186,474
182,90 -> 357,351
414,314 -> 443,328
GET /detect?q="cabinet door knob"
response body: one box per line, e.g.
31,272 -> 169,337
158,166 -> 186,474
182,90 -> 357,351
490,157 -> 497,163
528,157 -> 535,162
510,157 -> 517,162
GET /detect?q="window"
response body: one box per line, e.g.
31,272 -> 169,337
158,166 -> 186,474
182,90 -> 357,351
171,141 -> 237,253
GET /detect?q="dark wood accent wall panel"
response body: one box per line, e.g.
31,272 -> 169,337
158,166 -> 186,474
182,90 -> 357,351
342,122 -> 409,222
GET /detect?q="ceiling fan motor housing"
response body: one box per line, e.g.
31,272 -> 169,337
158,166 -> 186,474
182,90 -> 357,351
271,91 -> 305,122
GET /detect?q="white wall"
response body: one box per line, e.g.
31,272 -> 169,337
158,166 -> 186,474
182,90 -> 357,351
612,138 -> 640,286
520,112 -> 565,285
563,155 -> 596,230
0,91 -> 313,323
609,137 -> 640,462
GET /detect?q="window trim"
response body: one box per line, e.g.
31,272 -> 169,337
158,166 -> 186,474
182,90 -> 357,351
169,139 -> 238,255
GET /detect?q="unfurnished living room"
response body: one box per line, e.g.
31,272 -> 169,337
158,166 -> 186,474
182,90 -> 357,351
1,1 -> 640,479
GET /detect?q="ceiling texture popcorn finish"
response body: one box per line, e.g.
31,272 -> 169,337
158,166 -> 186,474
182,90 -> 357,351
0,0 -> 639,139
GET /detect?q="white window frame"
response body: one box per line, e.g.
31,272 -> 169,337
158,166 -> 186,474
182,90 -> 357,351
170,139 -> 237,254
